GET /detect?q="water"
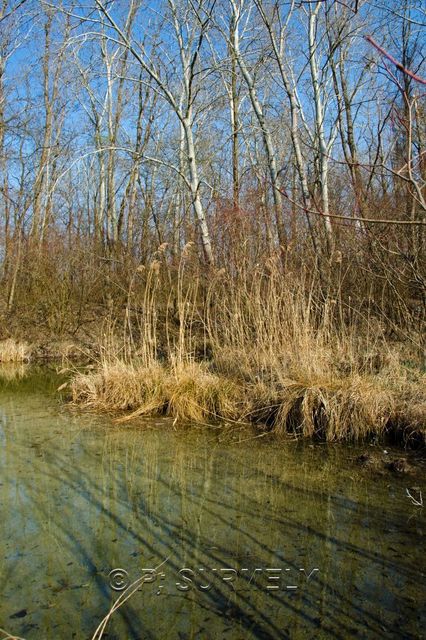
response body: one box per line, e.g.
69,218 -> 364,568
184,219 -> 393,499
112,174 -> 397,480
0,369 -> 424,639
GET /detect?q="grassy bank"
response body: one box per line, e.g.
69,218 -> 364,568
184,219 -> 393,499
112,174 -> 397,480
69,257 -> 425,446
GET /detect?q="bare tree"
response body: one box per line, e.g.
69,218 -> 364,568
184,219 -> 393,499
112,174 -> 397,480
93,0 -> 215,264
226,0 -> 287,248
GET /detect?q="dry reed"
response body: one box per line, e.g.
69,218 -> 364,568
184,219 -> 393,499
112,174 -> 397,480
0,339 -> 30,363
70,258 -> 426,444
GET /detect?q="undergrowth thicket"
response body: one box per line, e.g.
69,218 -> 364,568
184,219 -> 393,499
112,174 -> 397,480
69,250 -> 425,445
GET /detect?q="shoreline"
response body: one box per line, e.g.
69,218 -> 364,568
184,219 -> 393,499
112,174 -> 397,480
1,333 -> 424,449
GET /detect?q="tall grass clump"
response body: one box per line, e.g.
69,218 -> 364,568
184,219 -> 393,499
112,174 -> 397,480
209,259 -> 425,442
0,338 -> 30,363
70,250 -> 425,444
71,359 -> 238,424
71,249 -> 239,423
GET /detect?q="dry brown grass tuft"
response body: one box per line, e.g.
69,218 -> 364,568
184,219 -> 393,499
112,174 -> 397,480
71,361 -> 167,414
0,339 -> 30,363
70,262 -> 426,444
165,361 -> 239,422
71,359 -> 238,424
246,375 -> 394,441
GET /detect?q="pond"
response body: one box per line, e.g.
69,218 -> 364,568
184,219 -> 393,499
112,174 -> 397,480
0,369 -> 424,639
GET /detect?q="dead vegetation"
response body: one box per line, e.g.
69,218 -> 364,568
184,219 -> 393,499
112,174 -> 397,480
70,256 -> 426,445
0,339 -> 30,363
72,360 -> 239,424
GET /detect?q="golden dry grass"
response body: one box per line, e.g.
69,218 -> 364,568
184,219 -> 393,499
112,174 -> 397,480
70,260 -> 426,444
165,361 -> 239,422
71,359 -> 239,424
72,361 -> 167,413
244,375 -> 397,441
0,339 -> 30,363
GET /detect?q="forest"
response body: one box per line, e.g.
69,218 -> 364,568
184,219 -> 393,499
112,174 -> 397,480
0,0 -> 425,442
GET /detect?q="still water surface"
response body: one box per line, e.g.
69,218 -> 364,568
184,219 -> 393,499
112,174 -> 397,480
0,370 -> 424,639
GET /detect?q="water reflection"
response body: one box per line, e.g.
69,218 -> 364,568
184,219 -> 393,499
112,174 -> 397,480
0,363 -> 30,382
0,384 -> 424,639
